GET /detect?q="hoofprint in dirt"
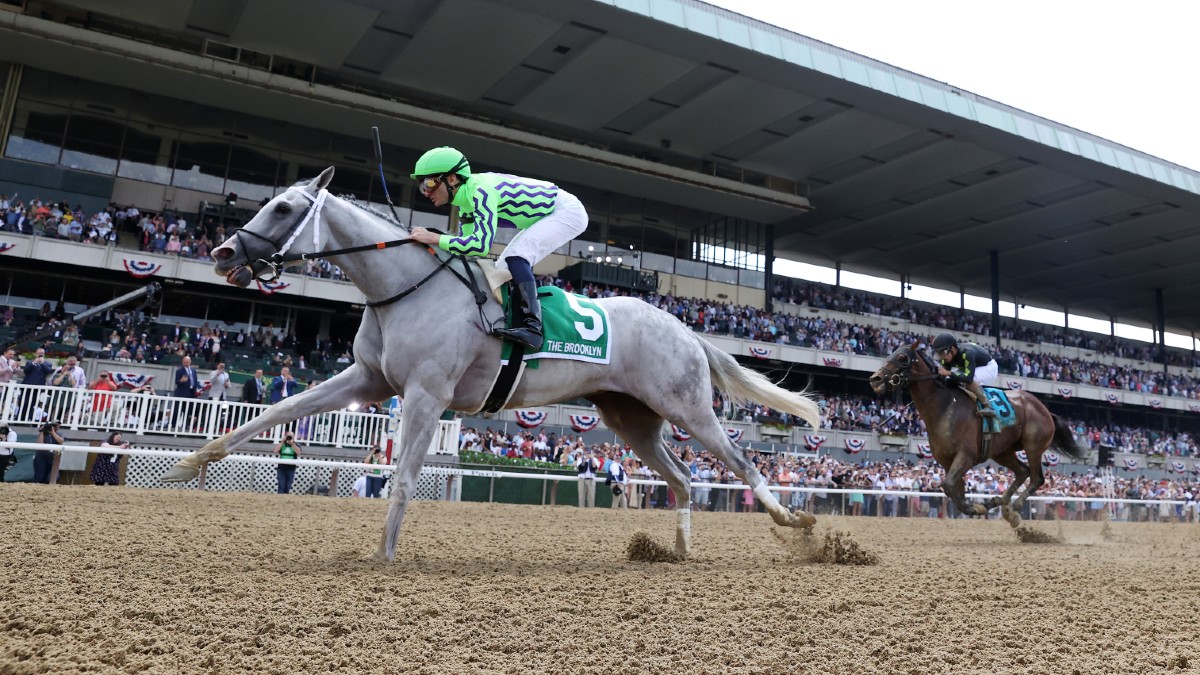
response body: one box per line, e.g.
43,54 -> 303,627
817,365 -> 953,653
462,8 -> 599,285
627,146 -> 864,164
2,485 -> 1197,674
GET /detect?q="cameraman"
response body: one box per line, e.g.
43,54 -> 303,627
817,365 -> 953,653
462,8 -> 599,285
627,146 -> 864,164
0,424 -> 15,482
575,449 -> 599,508
274,431 -> 302,494
33,421 -> 63,484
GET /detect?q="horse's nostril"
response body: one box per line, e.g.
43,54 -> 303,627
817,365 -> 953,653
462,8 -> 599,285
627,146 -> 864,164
213,247 -> 232,261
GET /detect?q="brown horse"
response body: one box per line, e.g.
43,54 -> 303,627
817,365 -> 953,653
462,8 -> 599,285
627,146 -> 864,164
868,341 -> 1085,524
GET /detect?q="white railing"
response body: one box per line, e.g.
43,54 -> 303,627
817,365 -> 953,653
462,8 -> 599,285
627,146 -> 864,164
0,382 -> 393,450
5,442 -> 1195,523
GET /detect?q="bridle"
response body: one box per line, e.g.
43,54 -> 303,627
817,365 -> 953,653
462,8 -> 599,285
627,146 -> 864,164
877,345 -> 942,391
224,185 -> 490,313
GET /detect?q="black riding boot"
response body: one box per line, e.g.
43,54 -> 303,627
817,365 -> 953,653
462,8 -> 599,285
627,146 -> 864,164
967,381 -> 997,418
494,280 -> 543,351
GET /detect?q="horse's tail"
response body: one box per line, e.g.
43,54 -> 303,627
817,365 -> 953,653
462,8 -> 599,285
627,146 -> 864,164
1050,414 -> 1087,460
698,337 -> 821,429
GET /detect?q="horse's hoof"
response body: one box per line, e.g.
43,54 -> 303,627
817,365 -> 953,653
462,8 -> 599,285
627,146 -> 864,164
792,510 -> 817,530
1001,506 -> 1022,529
160,463 -> 200,483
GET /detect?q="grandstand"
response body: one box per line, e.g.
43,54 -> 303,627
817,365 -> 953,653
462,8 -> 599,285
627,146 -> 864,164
0,0 -> 1198,485
4,5 -> 1200,673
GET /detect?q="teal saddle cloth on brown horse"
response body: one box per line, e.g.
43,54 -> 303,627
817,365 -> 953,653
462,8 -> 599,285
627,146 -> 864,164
979,386 -> 1018,434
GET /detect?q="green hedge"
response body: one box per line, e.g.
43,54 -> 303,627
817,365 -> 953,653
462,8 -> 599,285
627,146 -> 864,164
457,459 -> 613,508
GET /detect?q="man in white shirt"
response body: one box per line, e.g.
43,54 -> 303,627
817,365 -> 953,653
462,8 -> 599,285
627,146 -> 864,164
208,362 -> 231,402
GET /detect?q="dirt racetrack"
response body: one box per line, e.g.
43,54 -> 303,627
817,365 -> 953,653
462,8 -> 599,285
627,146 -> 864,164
2,484 -> 1198,674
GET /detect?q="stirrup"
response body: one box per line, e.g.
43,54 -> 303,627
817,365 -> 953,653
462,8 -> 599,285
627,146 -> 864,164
494,326 -> 543,351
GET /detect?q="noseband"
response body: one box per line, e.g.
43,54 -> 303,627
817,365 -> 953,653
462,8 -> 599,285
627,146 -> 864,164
879,347 -> 940,390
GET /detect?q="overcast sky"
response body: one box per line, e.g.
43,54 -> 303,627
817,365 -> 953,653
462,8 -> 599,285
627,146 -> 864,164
698,1 -> 1195,340
703,0 -> 1200,172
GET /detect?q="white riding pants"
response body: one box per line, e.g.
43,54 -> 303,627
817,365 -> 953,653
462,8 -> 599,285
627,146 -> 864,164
494,189 -> 588,272
975,359 -> 998,386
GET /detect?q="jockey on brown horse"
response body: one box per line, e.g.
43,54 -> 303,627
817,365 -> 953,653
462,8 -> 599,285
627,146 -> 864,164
932,333 -> 998,418
869,339 -> 1085,523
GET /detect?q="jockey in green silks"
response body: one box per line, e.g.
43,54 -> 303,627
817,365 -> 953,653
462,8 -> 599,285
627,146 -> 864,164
408,146 -> 588,352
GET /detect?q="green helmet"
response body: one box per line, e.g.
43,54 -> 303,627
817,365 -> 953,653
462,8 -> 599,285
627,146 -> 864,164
410,146 -> 470,180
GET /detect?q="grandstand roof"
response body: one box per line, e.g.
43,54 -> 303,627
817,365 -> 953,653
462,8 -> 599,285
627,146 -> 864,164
13,0 -> 1200,334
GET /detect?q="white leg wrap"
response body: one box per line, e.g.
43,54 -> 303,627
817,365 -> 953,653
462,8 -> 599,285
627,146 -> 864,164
753,483 -> 777,506
676,508 -> 692,543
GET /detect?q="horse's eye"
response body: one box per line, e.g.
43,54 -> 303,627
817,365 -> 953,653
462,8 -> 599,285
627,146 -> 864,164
274,202 -> 292,215
897,354 -> 909,364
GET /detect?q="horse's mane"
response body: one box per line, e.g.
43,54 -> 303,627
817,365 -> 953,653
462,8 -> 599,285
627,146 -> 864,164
287,178 -> 407,229
337,194 -> 407,230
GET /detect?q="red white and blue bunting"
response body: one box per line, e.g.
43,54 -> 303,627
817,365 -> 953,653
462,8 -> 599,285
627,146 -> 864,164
197,379 -> 212,393
109,373 -> 154,389
1170,460 -> 1188,474
568,414 -> 599,433
0,241 -> 15,254
844,438 -> 866,454
1016,450 -> 1029,464
916,442 -> 932,459
748,345 -> 772,359
725,428 -> 743,444
1006,379 -> 1023,390
1188,403 -> 1200,413
1104,392 -> 1121,405
1056,386 -> 1074,399
803,434 -> 827,451
256,280 -> 290,295
123,259 -> 162,279
822,356 -> 844,368
1123,457 -> 1139,471
1042,451 -> 1060,467
1148,398 -> 1163,409
671,424 -> 691,442
515,409 -> 546,428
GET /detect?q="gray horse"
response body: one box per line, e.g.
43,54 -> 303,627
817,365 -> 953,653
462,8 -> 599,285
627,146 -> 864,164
162,168 -> 822,562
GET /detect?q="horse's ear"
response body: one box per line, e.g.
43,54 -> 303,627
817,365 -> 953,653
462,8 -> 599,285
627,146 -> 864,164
309,166 -> 335,192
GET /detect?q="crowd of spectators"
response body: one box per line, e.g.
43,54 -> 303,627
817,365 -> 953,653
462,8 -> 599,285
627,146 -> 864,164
458,427 -> 1199,521
9,298 -> 358,390
773,277 -> 1192,366
0,192 -> 349,281
530,277 -> 1200,400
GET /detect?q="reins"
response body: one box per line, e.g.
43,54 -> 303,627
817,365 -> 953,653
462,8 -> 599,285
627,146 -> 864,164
235,185 -> 492,322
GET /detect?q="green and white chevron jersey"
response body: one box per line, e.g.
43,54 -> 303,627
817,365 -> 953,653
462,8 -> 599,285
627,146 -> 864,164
437,172 -> 559,256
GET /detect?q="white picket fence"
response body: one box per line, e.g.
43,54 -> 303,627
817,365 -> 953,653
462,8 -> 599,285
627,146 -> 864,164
0,381 -> 392,449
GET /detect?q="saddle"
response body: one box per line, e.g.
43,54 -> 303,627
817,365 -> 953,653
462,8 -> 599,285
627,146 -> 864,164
964,386 -> 1015,464
474,259 -> 511,303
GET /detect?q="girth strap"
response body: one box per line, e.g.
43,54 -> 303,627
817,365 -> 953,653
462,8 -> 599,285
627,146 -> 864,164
480,345 -> 527,414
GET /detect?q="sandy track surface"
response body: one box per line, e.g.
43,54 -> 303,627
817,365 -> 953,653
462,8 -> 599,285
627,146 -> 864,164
2,484 -> 1197,674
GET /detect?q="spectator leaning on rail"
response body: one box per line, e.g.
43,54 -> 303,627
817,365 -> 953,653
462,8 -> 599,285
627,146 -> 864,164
407,146 -> 589,351
932,332 -> 999,418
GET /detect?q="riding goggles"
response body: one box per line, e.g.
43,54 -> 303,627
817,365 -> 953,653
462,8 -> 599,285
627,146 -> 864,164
417,176 -> 443,195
